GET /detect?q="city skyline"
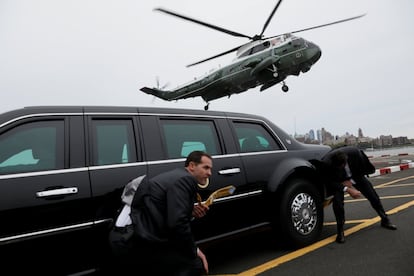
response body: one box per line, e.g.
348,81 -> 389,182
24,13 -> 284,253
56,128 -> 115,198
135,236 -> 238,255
294,126 -> 412,147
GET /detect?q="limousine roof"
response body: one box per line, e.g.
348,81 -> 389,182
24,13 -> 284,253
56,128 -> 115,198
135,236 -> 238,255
1,105 -> 264,121
0,105 -> 320,151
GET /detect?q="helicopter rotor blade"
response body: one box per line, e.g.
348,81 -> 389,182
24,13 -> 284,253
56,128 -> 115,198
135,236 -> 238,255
290,14 -> 366,35
186,44 -> 244,67
259,0 -> 283,38
154,8 -> 252,39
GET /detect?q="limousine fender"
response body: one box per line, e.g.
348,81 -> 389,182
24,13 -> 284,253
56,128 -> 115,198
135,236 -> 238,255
266,157 -> 324,247
267,157 -> 317,193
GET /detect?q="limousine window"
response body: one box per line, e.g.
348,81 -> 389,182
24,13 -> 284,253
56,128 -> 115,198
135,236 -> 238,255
91,119 -> 137,165
0,120 -> 64,174
233,121 -> 282,152
160,119 -> 221,158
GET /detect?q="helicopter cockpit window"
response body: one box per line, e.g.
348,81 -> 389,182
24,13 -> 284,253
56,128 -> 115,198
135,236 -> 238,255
271,36 -> 283,46
239,41 -> 271,58
252,41 -> 271,55
238,49 -> 252,58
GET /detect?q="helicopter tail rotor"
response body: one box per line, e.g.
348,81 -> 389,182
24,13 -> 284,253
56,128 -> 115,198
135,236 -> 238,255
156,76 -> 170,90
150,77 -> 170,103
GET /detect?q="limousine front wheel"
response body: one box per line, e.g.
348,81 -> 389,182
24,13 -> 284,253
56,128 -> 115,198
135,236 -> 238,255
276,178 -> 323,248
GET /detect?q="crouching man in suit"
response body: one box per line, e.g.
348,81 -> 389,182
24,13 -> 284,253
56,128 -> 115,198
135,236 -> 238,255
109,151 -> 211,275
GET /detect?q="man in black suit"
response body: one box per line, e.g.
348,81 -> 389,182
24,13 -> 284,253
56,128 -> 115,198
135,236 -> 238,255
320,146 -> 397,243
110,151 -> 211,275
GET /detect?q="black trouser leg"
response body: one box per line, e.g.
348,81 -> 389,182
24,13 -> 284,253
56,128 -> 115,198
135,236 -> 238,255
353,177 -> 397,230
332,189 -> 345,229
354,177 -> 387,220
332,190 -> 346,243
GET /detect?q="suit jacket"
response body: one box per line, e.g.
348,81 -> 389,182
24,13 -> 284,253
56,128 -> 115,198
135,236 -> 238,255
130,167 -> 198,259
320,146 -> 375,192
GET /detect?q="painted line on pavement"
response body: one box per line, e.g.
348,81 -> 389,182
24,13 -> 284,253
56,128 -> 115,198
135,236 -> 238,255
236,189 -> 414,275
211,176 -> 414,276
345,193 -> 414,203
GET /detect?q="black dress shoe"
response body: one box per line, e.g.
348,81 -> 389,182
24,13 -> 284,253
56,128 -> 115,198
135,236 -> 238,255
336,232 -> 345,243
381,220 -> 397,230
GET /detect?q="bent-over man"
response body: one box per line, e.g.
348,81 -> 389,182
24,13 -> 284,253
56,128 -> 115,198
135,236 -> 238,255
109,150 -> 211,275
319,146 -> 396,243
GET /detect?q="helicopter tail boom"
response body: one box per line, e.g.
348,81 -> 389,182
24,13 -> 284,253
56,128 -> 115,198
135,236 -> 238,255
140,87 -> 175,101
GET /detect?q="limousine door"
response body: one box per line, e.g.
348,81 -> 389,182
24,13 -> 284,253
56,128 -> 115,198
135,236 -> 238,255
139,115 -> 253,241
85,111 -> 147,266
0,114 -> 93,274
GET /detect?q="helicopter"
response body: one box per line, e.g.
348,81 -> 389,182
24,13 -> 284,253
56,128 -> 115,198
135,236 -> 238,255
140,0 -> 365,110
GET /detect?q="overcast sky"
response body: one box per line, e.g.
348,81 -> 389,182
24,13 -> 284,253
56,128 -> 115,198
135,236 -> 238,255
1,0 -> 413,138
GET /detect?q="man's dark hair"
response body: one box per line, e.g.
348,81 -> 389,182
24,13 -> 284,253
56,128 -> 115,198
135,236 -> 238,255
331,150 -> 348,168
185,151 -> 212,167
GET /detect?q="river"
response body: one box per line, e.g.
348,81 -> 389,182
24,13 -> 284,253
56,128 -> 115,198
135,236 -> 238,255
363,145 -> 414,157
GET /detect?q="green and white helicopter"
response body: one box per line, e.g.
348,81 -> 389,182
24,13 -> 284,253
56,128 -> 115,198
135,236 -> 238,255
140,0 -> 364,110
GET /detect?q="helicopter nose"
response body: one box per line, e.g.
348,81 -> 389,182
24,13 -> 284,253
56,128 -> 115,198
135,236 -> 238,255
307,42 -> 322,64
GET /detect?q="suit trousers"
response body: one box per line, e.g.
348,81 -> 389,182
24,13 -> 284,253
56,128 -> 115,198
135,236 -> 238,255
108,227 -> 204,275
331,176 -> 387,229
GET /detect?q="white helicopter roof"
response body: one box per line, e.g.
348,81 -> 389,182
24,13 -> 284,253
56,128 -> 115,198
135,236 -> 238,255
235,33 -> 293,59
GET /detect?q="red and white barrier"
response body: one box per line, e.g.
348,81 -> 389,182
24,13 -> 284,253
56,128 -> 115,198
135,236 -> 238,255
369,162 -> 414,177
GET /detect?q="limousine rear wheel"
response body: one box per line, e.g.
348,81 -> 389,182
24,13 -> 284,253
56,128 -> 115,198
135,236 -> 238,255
276,178 -> 323,248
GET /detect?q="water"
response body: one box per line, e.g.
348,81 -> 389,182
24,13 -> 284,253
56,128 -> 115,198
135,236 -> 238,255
363,146 -> 414,157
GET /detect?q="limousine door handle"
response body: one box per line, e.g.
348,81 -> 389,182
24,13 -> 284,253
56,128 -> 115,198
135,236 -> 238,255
36,187 -> 78,198
218,168 -> 241,175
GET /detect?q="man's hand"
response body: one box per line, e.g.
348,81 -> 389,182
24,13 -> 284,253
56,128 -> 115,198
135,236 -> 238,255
347,187 -> 362,199
192,203 -> 209,219
342,180 -> 353,188
197,248 -> 209,274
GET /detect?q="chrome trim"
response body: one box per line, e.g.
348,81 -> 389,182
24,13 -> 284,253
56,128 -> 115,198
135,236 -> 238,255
88,161 -> 147,171
194,190 -> 262,206
238,150 -> 287,157
0,112 -> 83,128
85,112 -> 139,116
196,222 -> 270,245
215,190 -> 262,203
0,167 -> 88,180
0,219 -> 111,244
0,221 -> 94,244
137,112 -> 226,119
36,187 -> 78,198
212,153 -> 240,159
218,168 -> 241,175
146,158 -> 185,165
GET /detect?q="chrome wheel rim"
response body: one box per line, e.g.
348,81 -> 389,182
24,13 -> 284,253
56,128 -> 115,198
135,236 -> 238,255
291,192 -> 317,235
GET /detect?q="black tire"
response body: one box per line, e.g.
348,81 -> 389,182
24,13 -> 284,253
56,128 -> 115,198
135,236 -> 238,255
274,178 -> 323,248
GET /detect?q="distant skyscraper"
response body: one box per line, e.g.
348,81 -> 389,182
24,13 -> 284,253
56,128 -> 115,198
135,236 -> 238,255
317,129 -> 322,142
309,129 -> 315,141
358,128 -> 364,138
